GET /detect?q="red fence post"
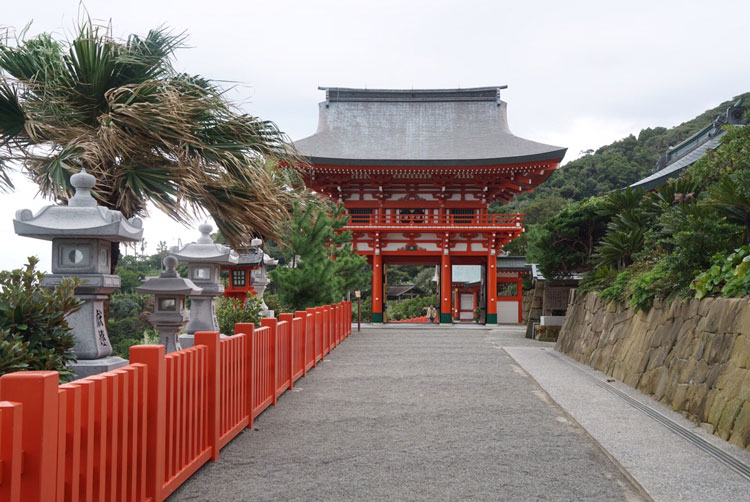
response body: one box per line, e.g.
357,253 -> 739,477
279,314 -> 294,390
337,303 -> 342,343
306,308 -> 317,366
295,311 -> 308,376
0,371 -> 59,502
0,401 -> 22,502
261,318 -> 278,406
129,344 -> 166,502
194,331 -> 221,461
332,304 -> 338,346
320,307 -> 326,358
235,323 -> 255,429
324,306 -> 331,354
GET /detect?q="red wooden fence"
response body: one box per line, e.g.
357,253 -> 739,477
0,301 -> 352,502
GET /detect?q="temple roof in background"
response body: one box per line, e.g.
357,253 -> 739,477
630,99 -> 746,191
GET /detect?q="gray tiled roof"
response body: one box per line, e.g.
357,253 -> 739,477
294,87 -> 566,166
630,99 -> 745,191
630,133 -> 724,191
387,284 -> 422,297
497,256 -> 532,271
236,248 -> 263,265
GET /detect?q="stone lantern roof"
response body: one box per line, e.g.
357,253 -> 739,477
13,169 -> 143,241
171,224 -> 239,264
136,256 -> 203,296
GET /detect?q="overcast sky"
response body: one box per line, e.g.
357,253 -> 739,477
2,0 -> 749,271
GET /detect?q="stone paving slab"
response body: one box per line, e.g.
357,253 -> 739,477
504,345 -> 750,502
170,326 -> 642,501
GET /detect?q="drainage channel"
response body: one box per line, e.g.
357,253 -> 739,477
546,350 -> 750,483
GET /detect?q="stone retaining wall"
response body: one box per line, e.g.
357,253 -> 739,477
556,293 -> 750,449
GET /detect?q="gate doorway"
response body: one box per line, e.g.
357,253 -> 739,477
383,264 -> 438,323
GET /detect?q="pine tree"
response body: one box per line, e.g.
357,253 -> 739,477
270,202 -> 367,311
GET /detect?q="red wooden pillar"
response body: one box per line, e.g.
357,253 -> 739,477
194,331 -> 220,461
279,313 -> 294,389
235,323 -> 255,429
372,251 -> 383,323
306,307 -> 317,367
487,251 -> 498,324
295,311 -> 309,376
261,318 -> 278,406
130,345 -> 166,502
440,250 -> 452,324
0,400 -> 22,502
516,277 -> 524,324
0,371 -> 59,502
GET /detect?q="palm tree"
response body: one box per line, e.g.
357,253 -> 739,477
703,173 -> 750,244
0,20 -> 302,270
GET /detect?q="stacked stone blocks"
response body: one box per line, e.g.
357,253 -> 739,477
557,293 -> 750,450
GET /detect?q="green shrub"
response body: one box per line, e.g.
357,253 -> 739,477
692,246 -> 750,299
352,296 -> 371,322
386,295 -> 437,320
627,261 -> 676,312
599,269 -> 633,305
108,293 -> 154,359
0,257 -> 81,381
216,294 -> 262,335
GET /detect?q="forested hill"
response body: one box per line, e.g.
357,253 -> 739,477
492,92 -> 750,215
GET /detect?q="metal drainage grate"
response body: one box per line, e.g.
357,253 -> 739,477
547,351 -> 750,483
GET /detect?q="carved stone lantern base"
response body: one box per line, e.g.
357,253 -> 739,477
72,357 -> 130,379
65,293 -> 128,379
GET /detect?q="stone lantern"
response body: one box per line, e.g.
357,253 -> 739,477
249,238 -> 278,317
13,169 -> 143,377
136,255 -> 202,353
171,223 -> 238,348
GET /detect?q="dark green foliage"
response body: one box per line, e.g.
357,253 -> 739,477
270,202 -> 368,312
387,295 -> 437,321
692,246 -> 750,299
526,197 -> 611,279
386,266 -> 437,296
107,293 -> 154,359
572,122 -> 750,310
703,169 -> 750,244
115,254 -> 162,293
0,257 -> 81,380
352,295 -> 371,323
493,94 -> 750,216
216,294 -> 262,335
0,329 -> 29,375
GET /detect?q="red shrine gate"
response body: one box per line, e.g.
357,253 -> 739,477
296,87 -> 566,323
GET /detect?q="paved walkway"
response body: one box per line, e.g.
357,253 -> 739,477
505,345 -> 750,501
170,326 -> 643,501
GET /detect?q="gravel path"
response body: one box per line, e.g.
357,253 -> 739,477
170,326 -> 643,501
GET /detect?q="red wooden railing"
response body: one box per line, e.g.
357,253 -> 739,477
346,212 -> 524,227
0,301 -> 352,502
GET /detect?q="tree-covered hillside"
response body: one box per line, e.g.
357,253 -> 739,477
493,92 -> 750,214
494,92 -> 750,255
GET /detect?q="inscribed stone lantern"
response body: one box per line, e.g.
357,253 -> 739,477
13,169 -> 143,377
171,223 -> 238,347
136,255 -> 202,353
